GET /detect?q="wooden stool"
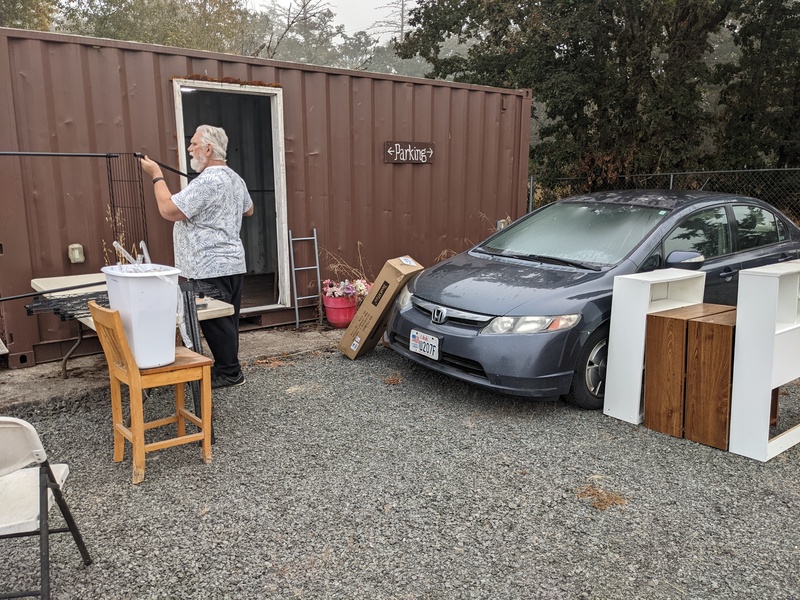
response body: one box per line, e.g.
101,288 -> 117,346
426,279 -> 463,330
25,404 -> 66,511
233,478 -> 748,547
88,301 -> 213,484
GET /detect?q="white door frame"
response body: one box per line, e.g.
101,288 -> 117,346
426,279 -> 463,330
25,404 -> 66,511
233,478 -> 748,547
172,78 -> 290,311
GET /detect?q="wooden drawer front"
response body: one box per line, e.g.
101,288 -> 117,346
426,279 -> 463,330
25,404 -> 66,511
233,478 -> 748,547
644,304 -> 735,438
644,313 -> 688,437
685,310 -> 737,450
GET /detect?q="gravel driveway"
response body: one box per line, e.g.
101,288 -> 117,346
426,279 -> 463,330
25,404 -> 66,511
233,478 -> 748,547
3,346 -> 799,599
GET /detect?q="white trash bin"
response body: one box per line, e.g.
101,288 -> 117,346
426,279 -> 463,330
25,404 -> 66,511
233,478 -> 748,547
101,264 -> 181,368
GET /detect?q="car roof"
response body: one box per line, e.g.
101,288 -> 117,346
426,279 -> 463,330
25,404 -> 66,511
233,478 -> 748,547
561,189 -> 761,211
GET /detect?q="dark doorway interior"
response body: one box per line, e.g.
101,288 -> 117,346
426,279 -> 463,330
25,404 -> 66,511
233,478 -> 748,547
180,90 -> 278,309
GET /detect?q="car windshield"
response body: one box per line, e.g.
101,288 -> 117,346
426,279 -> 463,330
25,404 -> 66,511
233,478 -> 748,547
480,201 -> 669,267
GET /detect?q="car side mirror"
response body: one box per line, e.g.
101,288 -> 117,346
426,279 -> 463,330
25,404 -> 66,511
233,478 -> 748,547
665,250 -> 705,270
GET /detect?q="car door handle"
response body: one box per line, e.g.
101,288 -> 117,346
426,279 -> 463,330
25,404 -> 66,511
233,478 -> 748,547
777,253 -> 794,262
718,268 -> 738,278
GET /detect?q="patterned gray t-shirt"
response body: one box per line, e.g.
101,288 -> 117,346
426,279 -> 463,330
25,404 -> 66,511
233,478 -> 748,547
171,165 -> 254,279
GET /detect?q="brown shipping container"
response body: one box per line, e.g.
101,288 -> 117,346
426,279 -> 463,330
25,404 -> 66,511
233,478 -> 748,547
0,27 -> 532,368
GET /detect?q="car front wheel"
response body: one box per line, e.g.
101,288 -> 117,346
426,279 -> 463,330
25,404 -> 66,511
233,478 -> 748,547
565,324 -> 609,410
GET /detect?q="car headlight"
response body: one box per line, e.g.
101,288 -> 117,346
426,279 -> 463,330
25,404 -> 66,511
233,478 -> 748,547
397,284 -> 413,310
481,314 -> 580,334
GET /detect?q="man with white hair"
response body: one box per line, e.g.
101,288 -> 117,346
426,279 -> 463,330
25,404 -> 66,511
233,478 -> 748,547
140,124 -> 254,388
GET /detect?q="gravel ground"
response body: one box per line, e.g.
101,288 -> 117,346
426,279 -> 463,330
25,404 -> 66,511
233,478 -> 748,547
2,345 -> 799,599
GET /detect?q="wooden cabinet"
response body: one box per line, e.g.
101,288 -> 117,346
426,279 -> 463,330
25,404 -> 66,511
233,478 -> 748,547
684,310 -> 737,450
644,304 -> 735,440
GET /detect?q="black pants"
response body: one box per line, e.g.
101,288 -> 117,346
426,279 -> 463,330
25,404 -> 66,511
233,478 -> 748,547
196,274 -> 244,378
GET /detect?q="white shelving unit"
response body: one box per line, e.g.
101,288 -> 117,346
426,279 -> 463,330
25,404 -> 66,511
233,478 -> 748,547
604,269 -> 706,424
729,261 -> 800,461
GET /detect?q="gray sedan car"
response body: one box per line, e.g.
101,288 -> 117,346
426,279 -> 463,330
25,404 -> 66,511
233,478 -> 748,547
386,190 -> 800,409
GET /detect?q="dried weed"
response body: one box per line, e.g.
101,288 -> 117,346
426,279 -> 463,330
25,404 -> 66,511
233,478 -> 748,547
578,481 -> 629,511
434,212 -> 511,263
319,243 -> 374,283
434,248 -> 457,262
103,204 -> 140,265
253,356 -> 294,368
382,373 -> 402,385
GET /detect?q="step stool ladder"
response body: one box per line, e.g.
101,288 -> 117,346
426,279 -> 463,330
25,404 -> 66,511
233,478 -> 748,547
289,228 -> 322,329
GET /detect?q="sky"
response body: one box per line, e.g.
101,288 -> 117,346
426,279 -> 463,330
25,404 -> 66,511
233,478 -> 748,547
329,1 -> 392,36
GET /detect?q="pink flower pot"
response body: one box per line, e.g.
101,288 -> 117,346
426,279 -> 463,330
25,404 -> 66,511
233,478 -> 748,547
322,295 -> 358,328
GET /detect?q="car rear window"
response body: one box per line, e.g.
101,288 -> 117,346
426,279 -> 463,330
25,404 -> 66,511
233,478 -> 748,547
733,205 -> 782,250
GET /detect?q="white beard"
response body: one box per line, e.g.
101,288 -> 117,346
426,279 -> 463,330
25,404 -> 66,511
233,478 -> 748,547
190,155 -> 206,173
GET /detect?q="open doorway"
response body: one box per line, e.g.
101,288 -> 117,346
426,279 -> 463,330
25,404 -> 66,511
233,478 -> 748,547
172,79 -> 290,314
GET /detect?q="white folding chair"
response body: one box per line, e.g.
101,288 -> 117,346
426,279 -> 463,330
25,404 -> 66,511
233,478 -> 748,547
0,417 -> 92,599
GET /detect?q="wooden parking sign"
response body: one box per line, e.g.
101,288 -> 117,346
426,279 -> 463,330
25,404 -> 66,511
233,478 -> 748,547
384,141 -> 435,164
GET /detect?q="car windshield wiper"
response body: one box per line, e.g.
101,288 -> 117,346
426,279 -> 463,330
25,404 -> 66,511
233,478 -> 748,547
501,251 -> 602,271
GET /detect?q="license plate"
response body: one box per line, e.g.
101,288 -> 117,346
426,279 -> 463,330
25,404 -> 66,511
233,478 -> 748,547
410,329 -> 439,360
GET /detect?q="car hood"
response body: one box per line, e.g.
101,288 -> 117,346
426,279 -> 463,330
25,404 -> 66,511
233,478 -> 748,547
409,251 -> 615,316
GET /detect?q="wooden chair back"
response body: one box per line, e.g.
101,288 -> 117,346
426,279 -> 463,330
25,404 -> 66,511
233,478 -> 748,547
88,301 -> 139,385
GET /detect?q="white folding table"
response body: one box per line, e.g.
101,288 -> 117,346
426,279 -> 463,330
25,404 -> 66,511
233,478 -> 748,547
30,273 -> 233,377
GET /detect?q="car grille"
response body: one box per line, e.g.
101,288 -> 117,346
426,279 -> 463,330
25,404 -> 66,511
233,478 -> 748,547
411,297 -> 493,328
393,334 -> 488,379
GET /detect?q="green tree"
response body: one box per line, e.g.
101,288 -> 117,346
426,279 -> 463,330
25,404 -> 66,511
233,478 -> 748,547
1,0 -> 57,30
399,0 -> 735,186
368,40 -> 429,76
268,4 -> 345,64
714,0 -> 800,168
58,0 -> 253,52
57,0 -> 382,71
336,30 -> 380,70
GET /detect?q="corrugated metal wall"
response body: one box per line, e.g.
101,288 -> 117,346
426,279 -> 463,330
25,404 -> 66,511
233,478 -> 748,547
0,27 -> 531,367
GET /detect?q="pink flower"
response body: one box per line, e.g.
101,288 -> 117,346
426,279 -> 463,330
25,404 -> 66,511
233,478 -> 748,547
321,278 -> 372,304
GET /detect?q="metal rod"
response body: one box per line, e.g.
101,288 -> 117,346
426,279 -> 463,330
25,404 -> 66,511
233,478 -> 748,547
0,281 -> 105,303
0,151 -> 119,158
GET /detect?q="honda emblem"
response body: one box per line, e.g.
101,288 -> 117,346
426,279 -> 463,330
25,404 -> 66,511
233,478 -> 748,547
432,307 -> 447,324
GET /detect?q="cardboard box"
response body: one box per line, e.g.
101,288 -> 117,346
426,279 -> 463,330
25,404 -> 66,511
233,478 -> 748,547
338,256 -> 424,359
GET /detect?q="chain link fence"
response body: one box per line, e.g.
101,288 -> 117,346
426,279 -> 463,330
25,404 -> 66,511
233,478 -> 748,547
531,168 -> 800,224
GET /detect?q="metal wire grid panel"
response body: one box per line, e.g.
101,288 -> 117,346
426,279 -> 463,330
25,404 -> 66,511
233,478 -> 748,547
25,281 -> 223,321
0,151 -> 149,259
26,292 -> 110,320
106,153 -> 148,256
